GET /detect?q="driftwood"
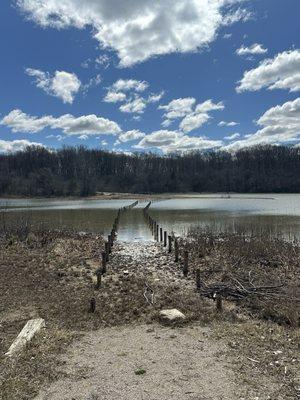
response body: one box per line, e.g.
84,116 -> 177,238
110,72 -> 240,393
5,318 -> 45,357
198,279 -> 286,301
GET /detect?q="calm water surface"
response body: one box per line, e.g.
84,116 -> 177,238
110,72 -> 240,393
1,194 -> 300,241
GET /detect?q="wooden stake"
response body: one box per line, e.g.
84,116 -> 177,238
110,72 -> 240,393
101,251 -> 107,274
105,242 -> 110,261
160,227 -> 163,242
216,294 -> 223,311
168,235 -> 172,253
183,250 -> 188,276
95,269 -> 101,289
89,298 -> 96,313
164,231 -> 167,247
174,238 -> 179,262
196,269 -> 201,289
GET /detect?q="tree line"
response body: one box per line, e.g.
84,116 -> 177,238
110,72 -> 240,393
0,145 -> 300,196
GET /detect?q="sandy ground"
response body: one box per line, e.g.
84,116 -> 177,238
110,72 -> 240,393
34,324 -> 240,400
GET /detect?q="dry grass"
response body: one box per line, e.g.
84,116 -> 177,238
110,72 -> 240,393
180,229 -> 300,327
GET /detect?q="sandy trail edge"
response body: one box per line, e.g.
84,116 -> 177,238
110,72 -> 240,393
34,323 -> 242,400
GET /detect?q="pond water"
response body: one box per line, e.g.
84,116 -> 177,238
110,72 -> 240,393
1,194 -> 300,241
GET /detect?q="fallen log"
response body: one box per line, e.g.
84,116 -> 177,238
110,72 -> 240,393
5,318 -> 46,357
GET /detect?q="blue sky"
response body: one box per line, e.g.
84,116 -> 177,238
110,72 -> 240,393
0,0 -> 299,153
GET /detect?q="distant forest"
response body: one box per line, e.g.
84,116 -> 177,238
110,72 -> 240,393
1,145 -> 300,196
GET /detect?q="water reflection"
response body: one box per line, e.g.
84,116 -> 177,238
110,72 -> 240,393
1,194 -> 300,241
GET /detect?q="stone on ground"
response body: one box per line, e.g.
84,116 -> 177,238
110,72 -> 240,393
159,309 -> 186,322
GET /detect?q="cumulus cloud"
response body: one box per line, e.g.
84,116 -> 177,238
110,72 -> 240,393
236,43 -> 267,56
112,79 -> 148,92
218,120 -> 239,127
180,100 -> 224,132
223,98 -> 300,150
148,91 -> 165,103
159,98 -> 223,132
103,79 -> 162,114
118,130 -> 145,142
237,50 -> 300,93
134,129 -> 222,153
1,109 -> 121,136
25,68 -> 81,103
119,97 -> 146,114
159,98 -> 196,119
224,133 -> 240,140
0,139 -> 44,153
103,91 -> 126,103
17,0 -> 250,67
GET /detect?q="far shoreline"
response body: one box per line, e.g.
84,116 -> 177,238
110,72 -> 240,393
0,191 -> 282,202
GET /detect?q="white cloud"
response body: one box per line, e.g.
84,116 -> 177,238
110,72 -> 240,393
95,54 -> 110,69
1,109 -> 121,136
119,97 -> 146,114
82,74 -> 102,94
223,98 -> 300,150
179,100 -> 224,132
17,0 -> 250,67
118,130 -> 145,142
25,68 -> 81,103
134,129 -> 222,153
148,91 -> 165,103
112,79 -> 148,92
103,91 -> 126,103
223,33 -> 232,39
224,132 -> 240,140
0,139 -> 44,153
218,120 -> 239,126
159,98 -> 196,119
236,43 -> 267,56
237,50 -> 300,93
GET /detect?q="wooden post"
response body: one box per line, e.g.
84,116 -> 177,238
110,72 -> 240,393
95,269 -> 101,289
168,235 -> 172,253
156,225 -> 159,242
89,297 -> 96,313
216,294 -> 223,311
160,227 -> 163,242
108,235 -> 112,252
183,250 -> 188,276
174,238 -> 179,262
164,231 -> 167,247
196,269 -> 201,289
101,251 -> 107,274
105,242 -> 110,260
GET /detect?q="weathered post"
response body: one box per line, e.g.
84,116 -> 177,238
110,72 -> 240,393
156,225 -> 159,242
174,238 -> 179,262
216,294 -> 223,311
108,235 -> 112,252
164,231 -> 167,247
195,269 -> 201,289
183,250 -> 188,276
160,227 -> 163,242
105,242 -> 110,260
89,297 -> 96,313
101,251 -> 107,274
168,235 -> 172,253
95,269 -> 101,289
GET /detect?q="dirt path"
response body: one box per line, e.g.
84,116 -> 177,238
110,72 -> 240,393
34,324 -> 239,400
32,241 -> 283,400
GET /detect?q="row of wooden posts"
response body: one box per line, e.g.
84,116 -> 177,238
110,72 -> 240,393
95,200 -> 139,290
142,202 -> 223,311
